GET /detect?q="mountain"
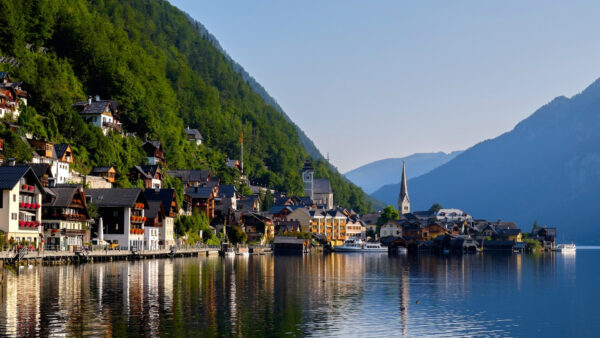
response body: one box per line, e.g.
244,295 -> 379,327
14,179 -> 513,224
376,78 -> 600,243
345,151 -> 462,194
0,0 -> 371,213
184,16 -> 324,161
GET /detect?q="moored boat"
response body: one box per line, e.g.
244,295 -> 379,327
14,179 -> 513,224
553,243 -> 576,253
334,237 -> 388,252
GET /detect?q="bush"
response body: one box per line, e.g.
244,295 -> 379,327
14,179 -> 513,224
523,238 -> 541,251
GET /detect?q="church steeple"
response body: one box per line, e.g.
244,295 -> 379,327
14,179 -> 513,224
398,161 -> 410,215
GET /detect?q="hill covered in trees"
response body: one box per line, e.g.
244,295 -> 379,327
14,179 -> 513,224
0,0 -> 371,212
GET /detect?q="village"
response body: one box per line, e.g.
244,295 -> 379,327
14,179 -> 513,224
0,72 -> 558,263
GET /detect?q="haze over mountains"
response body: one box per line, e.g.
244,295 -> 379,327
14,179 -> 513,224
375,78 -> 600,243
345,151 -> 462,194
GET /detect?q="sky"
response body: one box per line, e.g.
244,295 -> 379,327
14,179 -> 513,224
170,0 -> 600,172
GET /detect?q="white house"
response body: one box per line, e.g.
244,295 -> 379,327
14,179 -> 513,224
0,165 -> 44,247
73,96 -> 121,135
144,188 -> 178,248
380,220 -> 402,238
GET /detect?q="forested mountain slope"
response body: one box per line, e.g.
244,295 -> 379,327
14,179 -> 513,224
0,0 -> 370,212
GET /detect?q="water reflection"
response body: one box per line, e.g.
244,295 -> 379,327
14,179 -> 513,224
0,251 -> 595,336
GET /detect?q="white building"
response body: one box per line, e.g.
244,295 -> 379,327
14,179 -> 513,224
0,166 -> 44,247
144,189 -> 178,248
380,220 -> 402,238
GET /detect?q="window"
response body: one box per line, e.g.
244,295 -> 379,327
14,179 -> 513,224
13,194 -> 16,202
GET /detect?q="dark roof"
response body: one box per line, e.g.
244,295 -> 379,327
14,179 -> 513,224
302,158 -> 313,172
185,186 -> 214,199
144,188 -> 176,214
138,165 -> 160,177
185,127 -> 203,140
91,166 -> 114,174
18,163 -> 52,179
73,100 -> 115,115
54,143 -> 70,159
498,229 -> 522,236
313,179 -> 332,194
494,222 -> 518,230
143,140 -> 162,150
167,169 -> 210,183
145,200 -> 163,219
0,71 -> 7,79
0,166 -> 43,190
47,186 -> 80,207
218,185 -> 237,198
85,188 -> 144,208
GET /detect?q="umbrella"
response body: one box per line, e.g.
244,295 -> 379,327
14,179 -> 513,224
98,217 -> 104,242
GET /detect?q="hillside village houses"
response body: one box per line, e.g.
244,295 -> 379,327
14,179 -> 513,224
0,78 -> 556,253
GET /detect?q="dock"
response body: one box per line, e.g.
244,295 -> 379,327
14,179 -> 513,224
0,246 -> 220,266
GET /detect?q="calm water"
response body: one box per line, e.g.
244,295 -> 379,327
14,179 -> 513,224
0,249 -> 598,337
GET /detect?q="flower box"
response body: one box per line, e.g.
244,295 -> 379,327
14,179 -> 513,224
19,220 -> 25,226
28,186 -> 34,191
19,202 -> 25,208
22,184 -> 28,190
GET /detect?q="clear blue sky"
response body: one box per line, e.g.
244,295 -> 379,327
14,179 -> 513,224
170,0 -> 600,172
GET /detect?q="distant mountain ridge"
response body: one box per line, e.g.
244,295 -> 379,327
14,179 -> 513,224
345,151 -> 462,194
374,78 -> 600,243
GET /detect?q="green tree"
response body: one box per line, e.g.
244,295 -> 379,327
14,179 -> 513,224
428,203 -> 444,214
376,205 -> 399,229
226,225 -> 247,244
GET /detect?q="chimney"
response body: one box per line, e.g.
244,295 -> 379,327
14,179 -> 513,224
95,95 -> 100,102
88,96 -> 92,105
8,158 -> 15,166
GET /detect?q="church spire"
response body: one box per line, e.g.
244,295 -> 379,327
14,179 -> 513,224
398,161 -> 410,214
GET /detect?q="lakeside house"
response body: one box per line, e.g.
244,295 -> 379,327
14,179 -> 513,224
28,138 -> 73,184
0,165 -> 44,248
144,188 -> 177,247
42,185 -> 91,251
85,188 -> 148,250
143,200 -> 163,250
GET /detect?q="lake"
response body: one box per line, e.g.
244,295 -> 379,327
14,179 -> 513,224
1,249 -> 598,337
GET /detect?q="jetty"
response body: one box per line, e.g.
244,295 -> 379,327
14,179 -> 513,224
0,246 -> 220,266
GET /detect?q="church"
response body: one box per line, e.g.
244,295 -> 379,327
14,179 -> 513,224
398,161 -> 410,215
302,159 -> 333,209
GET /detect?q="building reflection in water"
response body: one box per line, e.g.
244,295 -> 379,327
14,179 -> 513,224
0,251 -> 572,336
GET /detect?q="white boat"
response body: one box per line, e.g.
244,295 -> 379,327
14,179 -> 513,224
554,243 -> 576,253
334,237 -> 388,252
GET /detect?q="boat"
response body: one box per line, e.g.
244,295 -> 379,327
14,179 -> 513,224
219,243 -> 236,257
334,237 -> 388,252
553,243 -> 576,253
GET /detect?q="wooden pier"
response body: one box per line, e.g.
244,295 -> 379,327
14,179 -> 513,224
0,247 -> 220,266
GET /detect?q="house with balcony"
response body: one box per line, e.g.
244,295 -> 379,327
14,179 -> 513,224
73,96 -> 121,135
130,165 -> 163,189
308,208 -> 348,246
142,141 -> 165,166
28,138 -> 72,184
0,165 -> 44,247
42,186 -> 91,251
184,186 -> 216,219
144,188 -> 178,247
241,212 -> 274,243
84,188 -> 148,250
0,72 -> 27,120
